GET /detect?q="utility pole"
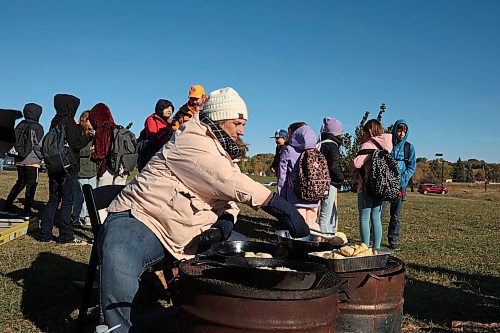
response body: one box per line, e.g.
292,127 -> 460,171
435,153 -> 444,188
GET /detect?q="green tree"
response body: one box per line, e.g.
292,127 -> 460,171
464,163 -> 474,183
452,157 -> 465,182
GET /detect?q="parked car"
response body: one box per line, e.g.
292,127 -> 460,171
418,183 -> 448,195
2,155 -> 16,171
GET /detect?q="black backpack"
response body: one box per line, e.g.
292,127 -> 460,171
42,124 -> 76,176
357,140 -> 401,201
14,122 -> 33,158
136,128 -> 161,172
107,125 -> 138,173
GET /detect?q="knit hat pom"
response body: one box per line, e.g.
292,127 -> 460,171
321,117 -> 343,136
202,87 -> 248,121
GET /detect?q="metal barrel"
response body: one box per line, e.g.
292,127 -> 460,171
336,256 -> 405,333
178,282 -> 339,332
177,259 -> 343,332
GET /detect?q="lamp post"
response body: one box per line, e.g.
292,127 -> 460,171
435,153 -> 444,188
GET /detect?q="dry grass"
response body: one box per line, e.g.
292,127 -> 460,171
0,171 -> 499,332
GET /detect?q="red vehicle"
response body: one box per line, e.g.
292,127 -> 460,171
418,183 -> 448,195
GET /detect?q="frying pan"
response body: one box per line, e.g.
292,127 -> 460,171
211,241 -> 288,259
191,257 -> 327,290
275,230 -> 336,259
224,257 -> 327,290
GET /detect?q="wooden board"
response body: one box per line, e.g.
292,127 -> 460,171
0,217 -> 39,245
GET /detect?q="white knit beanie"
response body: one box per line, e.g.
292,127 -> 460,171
202,87 -> 248,121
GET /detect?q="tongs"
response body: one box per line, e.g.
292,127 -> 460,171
309,229 -> 337,240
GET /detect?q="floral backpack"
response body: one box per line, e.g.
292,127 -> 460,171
293,148 -> 331,201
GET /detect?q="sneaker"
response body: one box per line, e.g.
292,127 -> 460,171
72,218 -> 83,227
389,243 -> 400,251
56,238 -> 88,245
0,209 -> 17,216
35,234 -> 53,243
83,216 -> 92,226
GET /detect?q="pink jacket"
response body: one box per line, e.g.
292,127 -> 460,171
108,117 -> 271,260
348,133 -> 393,193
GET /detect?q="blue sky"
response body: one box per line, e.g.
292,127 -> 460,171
1,0 -> 499,162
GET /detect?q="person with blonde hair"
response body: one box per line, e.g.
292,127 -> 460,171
348,119 -> 393,250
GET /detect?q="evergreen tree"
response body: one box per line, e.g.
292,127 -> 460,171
464,163 -> 474,182
452,157 -> 465,182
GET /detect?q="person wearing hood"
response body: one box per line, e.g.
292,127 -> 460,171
88,103 -> 128,221
98,87 -> 309,332
1,103 -> 44,218
144,99 -> 174,138
381,119 -> 416,250
39,94 -> 92,244
136,99 -> 174,171
277,123 -> 321,228
317,117 -> 345,234
88,102 -> 128,185
348,119 -> 393,250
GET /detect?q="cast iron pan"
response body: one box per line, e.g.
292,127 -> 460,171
224,257 -> 328,290
211,241 -> 288,259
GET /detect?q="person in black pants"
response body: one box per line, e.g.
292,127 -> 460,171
38,94 -> 92,244
1,103 -> 44,218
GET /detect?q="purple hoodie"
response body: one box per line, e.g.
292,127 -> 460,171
277,125 -> 320,208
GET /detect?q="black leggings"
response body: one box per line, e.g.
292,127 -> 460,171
5,165 -> 39,212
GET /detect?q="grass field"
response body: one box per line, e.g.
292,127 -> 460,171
0,171 -> 499,332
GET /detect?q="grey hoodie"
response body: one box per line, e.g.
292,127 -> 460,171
15,103 -> 44,166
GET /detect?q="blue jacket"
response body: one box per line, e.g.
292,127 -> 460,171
391,119 -> 416,190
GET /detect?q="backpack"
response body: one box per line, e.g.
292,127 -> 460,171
136,121 -> 163,172
293,148 -> 331,201
42,125 -> 76,176
107,125 -> 138,173
14,122 -> 33,158
357,140 -> 401,201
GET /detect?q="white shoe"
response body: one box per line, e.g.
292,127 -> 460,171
83,216 -> 92,226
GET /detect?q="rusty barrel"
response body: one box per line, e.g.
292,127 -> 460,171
178,260 -> 342,332
336,256 -> 405,333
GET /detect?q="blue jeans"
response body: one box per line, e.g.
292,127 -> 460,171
318,185 -> 337,233
97,211 -> 173,333
357,192 -> 383,250
381,196 -> 404,245
73,177 -> 97,219
40,175 -> 78,242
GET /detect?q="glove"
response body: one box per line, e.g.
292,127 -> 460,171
262,193 -> 310,238
212,214 -> 234,241
211,214 -> 235,241
199,214 -> 234,245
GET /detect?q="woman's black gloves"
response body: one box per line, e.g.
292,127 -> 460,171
262,193 -> 310,238
212,214 -> 234,241
199,214 -> 234,244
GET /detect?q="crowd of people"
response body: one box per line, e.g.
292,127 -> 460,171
270,117 -> 415,251
0,84 -> 415,332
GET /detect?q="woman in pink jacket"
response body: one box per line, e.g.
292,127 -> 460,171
98,87 -> 310,333
348,119 -> 393,250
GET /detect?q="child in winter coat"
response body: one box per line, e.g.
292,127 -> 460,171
348,119 -> 393,250
317,117 -> 344,233
278,123 -> 321,228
